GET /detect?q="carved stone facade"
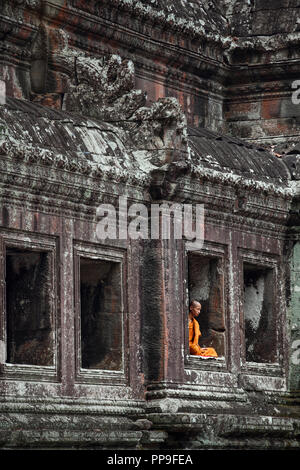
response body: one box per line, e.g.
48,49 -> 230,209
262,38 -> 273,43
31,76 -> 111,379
0,0 -> 299,449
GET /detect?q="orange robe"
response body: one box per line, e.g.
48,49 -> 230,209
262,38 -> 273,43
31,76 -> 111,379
189,317 -> 218,358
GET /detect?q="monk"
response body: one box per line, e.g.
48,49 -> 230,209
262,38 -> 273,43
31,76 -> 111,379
189,299 -> 218,358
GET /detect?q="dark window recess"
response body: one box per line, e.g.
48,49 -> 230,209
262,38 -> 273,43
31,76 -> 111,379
188,254 -> 225,356
80,257 -> 123,371
243,263 -> 277,363
6,248 -> 54,366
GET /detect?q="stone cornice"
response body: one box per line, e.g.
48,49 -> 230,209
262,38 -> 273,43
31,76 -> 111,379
228,33 -> 300,57
0,13 -> 38,52
188,165 -> 293,200
0,142 -> 150,191
67,0 -> 300,59
0,126 -> 293,202
68,0 -> 228,47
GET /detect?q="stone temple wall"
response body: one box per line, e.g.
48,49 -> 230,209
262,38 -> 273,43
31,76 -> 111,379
0,0 -> 299,450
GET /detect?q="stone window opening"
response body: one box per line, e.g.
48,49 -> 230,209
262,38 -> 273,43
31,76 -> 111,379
187,253 -> 225,358
243,263 -> 277,364
79,256 -> 123,372
5,247 -> 54,366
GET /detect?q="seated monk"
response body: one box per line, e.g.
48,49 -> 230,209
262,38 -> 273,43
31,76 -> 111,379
189,299 -> 218,358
